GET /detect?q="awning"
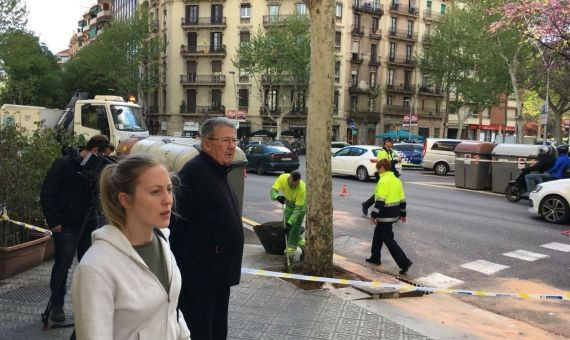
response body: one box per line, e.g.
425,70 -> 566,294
468,124 -> 515,132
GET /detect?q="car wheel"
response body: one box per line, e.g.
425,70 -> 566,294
356,166 -> 369,182
433,162 -> 449,176
539,195 -> 570,223
504,183 -> 521,202
256,163 -> 265,175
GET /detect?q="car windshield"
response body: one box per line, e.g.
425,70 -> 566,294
111,105 -> 147,132
266,146 -> 290,153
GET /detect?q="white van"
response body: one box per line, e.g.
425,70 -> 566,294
421,138 -> 462,175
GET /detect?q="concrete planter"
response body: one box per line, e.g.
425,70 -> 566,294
0,221 -> 50,280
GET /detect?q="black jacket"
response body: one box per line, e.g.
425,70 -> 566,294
170,152 -> 244,288
40,148 -> 94,231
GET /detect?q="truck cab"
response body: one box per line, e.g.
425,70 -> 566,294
71,95 -> 149,147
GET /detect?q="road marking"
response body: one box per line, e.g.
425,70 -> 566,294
541,242 -> 570,252
406,182 -> 504,196
503,250 -> 549,262
415,273 -> 464,289
460,260 -> 510,275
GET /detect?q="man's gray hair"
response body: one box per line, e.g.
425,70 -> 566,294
201,117 -> 236,139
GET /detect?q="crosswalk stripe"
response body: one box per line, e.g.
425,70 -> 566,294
460,259 -> 510,275
540,242 -> 570,252
415,273 -> 464,289
503,250 -> 549,262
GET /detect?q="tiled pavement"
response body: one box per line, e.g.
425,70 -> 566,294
0,245 -> 431,340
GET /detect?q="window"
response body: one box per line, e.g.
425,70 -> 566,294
370,44 -> 377,62
405,71 -> 412,87
427,0 -> 432,8
353,13 -> 361,27
335,31 -> 342,49
334,90 -> 339,108
435,100 -> 440,112
387,95 -> 393,105
185,5 -> 198,24
212,89 -> 222,108
387,69 -> 394,86
211,4 -> 223,24
389,42 -> 396,60
269,5 -> 279,18
81,104 -> 106,130
212,60 -> 221,73
240,4 -> 251,18
350,96 -> 358,111
211,32 -> 222,50
240,31 -> 250,47
440,3 -> 446,14
407,21 -> 414,37
390,17 -> 397,32
421,99 -> 426,110
350,70 -> 358,86
162,89 -> 167,112
372,17 -> 379,32
405,45 -> 412,61
238,88 -> 249,107
335,2 -> 342,18
265,89 -> 278,110
433,127 -> 440,137
369,71 -> 376,87
432,141 -> 460,152
295,3 -> 307,15
368,98 -> 376,111
335,61 -> 340,82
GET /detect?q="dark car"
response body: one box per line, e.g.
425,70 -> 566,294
244,145 -> 300,175
392,143 -> 423,167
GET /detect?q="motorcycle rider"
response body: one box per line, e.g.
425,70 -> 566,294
524,146 -> 554,194
525,145 -> 570,193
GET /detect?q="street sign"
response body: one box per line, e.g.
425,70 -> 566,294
564,119 -> 570,128
518,157 -> 526,169
540,104 -> 548,125
348,122 -> 356,129
351,129 -> 357,136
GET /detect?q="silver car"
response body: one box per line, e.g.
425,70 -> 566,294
420,138 -> 462,175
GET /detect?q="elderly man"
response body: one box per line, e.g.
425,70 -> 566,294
170,117 -> 244,340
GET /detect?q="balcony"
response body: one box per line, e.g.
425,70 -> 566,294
181,17 -> 227,29
369,57 -> 380,66
348,110 -> 380,123
369,28 -> 382,40
389,3 -> 419,16
281,106 -> 308,115
96,10 -> 111,23
351,25 -> 364,36
423,10 -> 442,21
180,44 -> 226,57
418,85 -> 444,96
352,0 -> 384,15
386,55 -> 417,67
180,74 -> 226,86
151,19 -> 159,32
385,83 -> 416,93
388,29 -> 418,41
260,75 -> 307,85
181,105 -> 225,115
418,107 -> 444,117
259,106 -> 283,116
262,15 -> 292,27
349,84 -> 370,94
422,34 -> 432,45
350,54 -> 363,64
384,104 -> 410,115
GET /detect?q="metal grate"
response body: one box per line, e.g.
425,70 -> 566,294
0,281 -> 51,303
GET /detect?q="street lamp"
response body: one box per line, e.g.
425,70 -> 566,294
228,71 -> 240,130
404,98 -> 413,141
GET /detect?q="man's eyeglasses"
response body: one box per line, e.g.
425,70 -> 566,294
208,137 -> 239,145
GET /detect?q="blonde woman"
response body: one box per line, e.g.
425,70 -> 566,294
71,155 -> 190,339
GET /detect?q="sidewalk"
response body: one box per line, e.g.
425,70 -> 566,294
0,244 -> 432,340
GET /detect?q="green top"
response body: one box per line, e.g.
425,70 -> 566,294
133,234 -> 170,293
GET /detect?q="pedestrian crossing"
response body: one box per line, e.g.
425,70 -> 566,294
415,241 -> 569,289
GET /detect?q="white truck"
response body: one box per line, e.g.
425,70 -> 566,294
0,104 -> 63,133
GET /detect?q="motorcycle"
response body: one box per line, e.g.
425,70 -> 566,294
505,168 -> 530,202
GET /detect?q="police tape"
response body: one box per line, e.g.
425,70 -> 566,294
0,214 -> 52,236
241,267 -> 570,301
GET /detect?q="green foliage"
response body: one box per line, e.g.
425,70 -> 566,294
523,90 -> 542,118
0,0 -> 27,34
62,7 -> 162,102
0,30 -> 66,107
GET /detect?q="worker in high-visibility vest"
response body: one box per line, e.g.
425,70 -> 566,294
270,171 -> 306,262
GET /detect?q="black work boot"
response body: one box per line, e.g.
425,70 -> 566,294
51,304 -> 65,322
365,257 -> 381,265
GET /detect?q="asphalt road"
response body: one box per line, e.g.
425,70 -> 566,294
242,156 -> 570,294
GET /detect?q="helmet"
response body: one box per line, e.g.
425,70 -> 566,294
557,144 -> 568,155
538,146 -> 549,155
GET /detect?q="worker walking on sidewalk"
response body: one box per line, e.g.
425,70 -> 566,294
367,159 -> 412,275
270,171 -> 306,262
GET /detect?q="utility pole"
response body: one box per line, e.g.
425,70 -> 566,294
229,70 -> 240,132
404,98 -> 413,141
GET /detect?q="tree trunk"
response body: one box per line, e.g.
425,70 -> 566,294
275,114 -> 284,140
305,0 -> 334,277
442,84 -> 451,138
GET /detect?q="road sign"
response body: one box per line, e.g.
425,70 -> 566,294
540,105 -> 548,125
518,157 -> 526,169
349,122 -> 356,129
564,119 -> 570,128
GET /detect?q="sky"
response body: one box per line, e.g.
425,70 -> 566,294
24,0 -> 94,54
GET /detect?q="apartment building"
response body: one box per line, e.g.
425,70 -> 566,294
69,1 -> 113,55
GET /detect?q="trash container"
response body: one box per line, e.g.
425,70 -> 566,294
253,221 -> 286,255
454,141 -> 496,189
490,144 -> 542,194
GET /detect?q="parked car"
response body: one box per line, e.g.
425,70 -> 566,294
421,138 -> 462,175
331,141 -> 351,155
244,145 -> 299,175
529,179 -> 570,224
392,143 -> 423,167
331,145 -> 380,182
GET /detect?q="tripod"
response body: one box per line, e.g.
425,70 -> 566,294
41,191 -> 99,330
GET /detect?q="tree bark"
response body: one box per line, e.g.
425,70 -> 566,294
305,0 -> 334,277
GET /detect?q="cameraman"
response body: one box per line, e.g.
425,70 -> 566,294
40,134 -> 110,323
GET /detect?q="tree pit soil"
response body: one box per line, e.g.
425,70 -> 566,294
270,264 -> 363,291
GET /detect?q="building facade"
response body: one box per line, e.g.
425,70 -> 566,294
69,1 -> 113,55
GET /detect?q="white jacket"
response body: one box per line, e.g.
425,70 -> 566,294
71,225 -> 191,340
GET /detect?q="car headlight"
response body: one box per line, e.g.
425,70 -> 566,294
531,185 -> 542,194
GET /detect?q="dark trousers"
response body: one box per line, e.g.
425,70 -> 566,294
362,194 -> 375,210
371,222 -> 410,269
179,279 -> 231,340
49,226 -> 94,306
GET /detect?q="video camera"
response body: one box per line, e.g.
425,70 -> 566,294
79,152 -> 117,185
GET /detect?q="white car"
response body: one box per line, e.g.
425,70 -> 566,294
331,142 -> 351,155
331,145 -> 380,182
528,179 -> 570,223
